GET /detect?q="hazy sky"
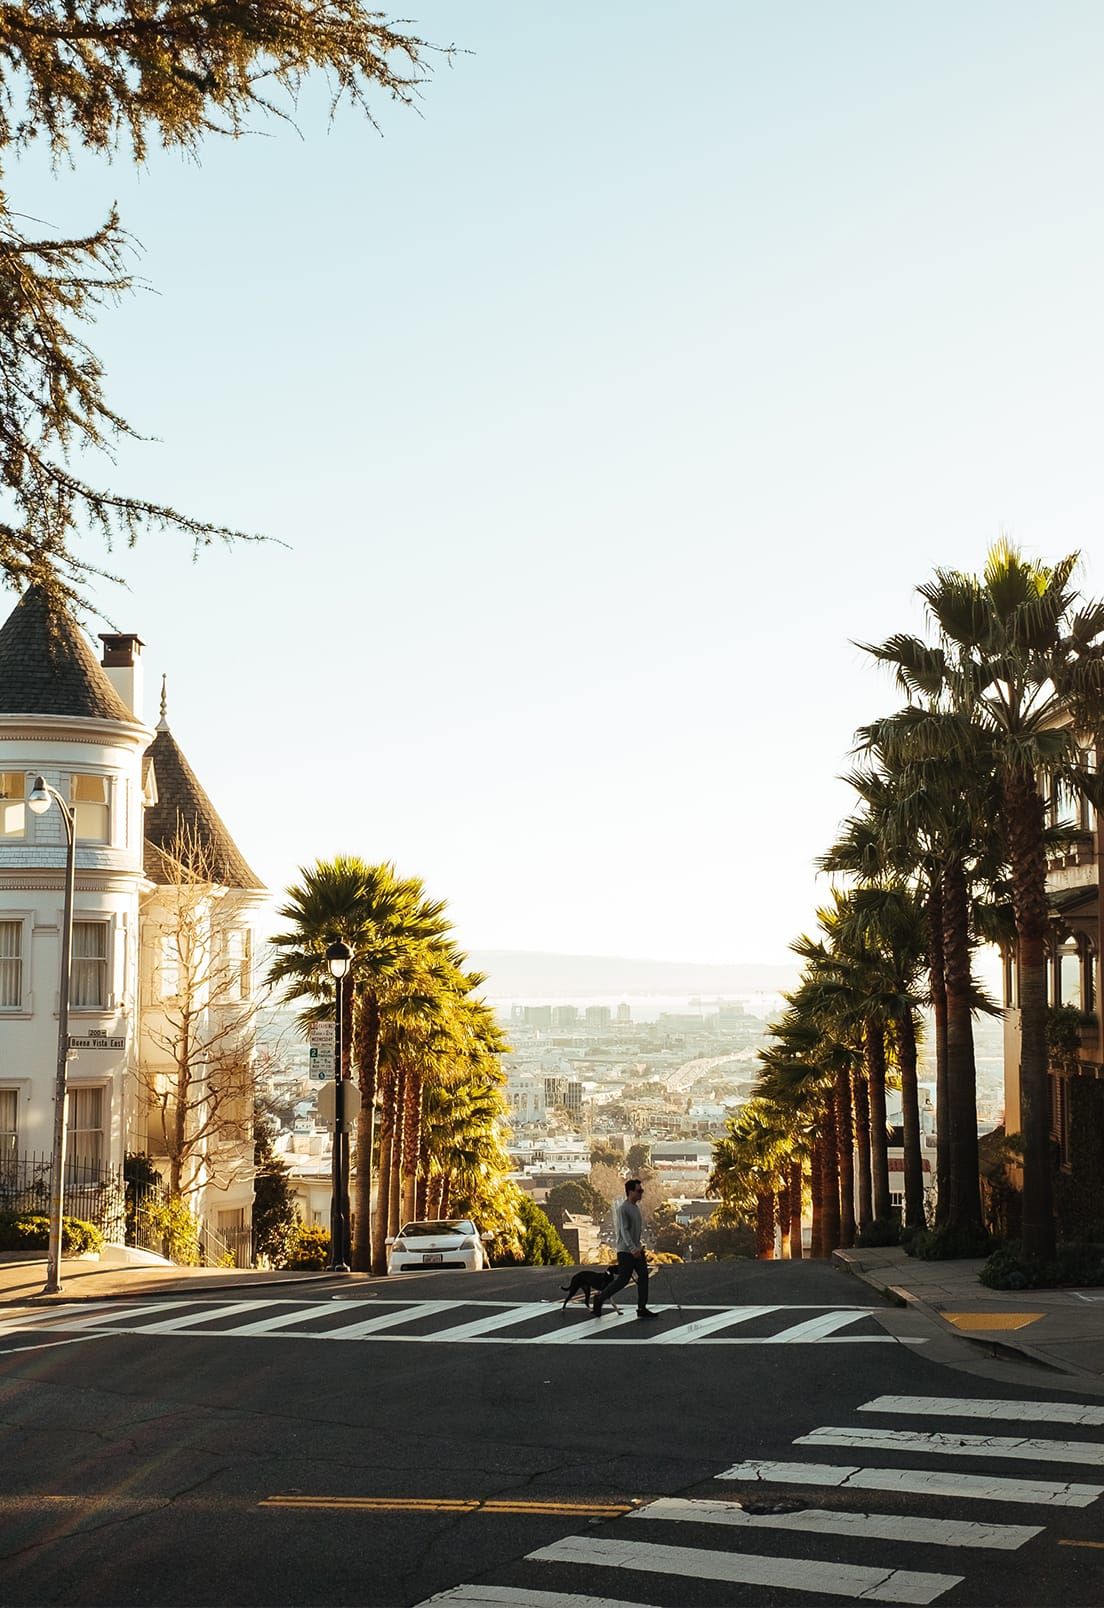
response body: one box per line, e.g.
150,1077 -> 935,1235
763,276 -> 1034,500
12,3 -> 1104,964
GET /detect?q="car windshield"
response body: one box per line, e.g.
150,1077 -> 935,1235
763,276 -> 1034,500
399,1221 -> 474,1238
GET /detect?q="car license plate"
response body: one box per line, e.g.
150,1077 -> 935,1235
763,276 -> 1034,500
422,1252 -> 442,1264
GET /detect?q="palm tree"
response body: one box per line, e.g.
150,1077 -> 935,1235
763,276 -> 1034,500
869,542 -> 1104,1259
266,857 -> 451,1271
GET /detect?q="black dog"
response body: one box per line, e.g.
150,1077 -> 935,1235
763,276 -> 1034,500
560,1264 -> 634,1313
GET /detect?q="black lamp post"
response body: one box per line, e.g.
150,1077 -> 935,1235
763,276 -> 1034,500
28,776 -> 76,1297
325,939 -> 353,1271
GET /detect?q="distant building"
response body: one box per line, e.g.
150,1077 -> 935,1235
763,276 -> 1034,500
523,1005 -> 552,1029
552,1005 -> 578,1028
544,1075 -> 582,1113
617,1002 -> 632,1024
585,1005 -> 611,1029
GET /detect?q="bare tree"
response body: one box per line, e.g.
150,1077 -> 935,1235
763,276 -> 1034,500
139,827 -> 265,1201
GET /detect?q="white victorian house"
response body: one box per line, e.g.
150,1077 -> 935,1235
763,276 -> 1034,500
0,584 -> 266,1259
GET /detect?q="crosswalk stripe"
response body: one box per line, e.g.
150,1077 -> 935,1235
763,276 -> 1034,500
531,1309 -> 641,1343
767,1310 -> 873,1342
412,1303 -> 553,1342
123,1300 -> 264,1334
528,1535 -> 962,1604
222,1302 -> 361,1336
647,1305 -> 778,1344
797,1426 -> 1104,1467
629,1496 -> 1041,1549
47,1300 -> 202,1330
324,1300 -> 460,1338
861,1395 -> 1104,1427
420,1587 -> 661,1607
717,1459 -> 1104,1506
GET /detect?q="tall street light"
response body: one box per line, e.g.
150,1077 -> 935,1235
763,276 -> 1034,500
28,776 -> 76,1297
326,939 -> 353,1272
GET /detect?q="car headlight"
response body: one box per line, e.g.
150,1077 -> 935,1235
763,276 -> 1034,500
459,1236 -> 478,1249
390,1239 -> 407,1253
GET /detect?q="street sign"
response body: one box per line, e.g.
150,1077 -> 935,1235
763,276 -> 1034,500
68,1036 -> 125,1050
316,1079 -> 362,1131
307,1023 -> 336,1048
309,1046 -> 334,1079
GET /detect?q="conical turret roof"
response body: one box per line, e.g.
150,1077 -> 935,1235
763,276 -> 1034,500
0,583 -> 135,721
144,714 -> 263,892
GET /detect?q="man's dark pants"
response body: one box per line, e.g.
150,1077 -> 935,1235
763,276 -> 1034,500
600,1252 -> 648,1311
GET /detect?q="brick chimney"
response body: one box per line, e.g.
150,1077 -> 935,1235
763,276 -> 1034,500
99,633 -> 145,722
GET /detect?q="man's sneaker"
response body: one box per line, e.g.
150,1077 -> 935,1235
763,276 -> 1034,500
636,1308 -> 657,1320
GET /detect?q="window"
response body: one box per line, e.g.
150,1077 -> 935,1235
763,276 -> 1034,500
223,929 -> 251,1001
0,1090 -> 17,1173
0,922 -> 22,1009
69,774 -> 109,842
71,922 -> 108,1009
0,774 -> 25,839
1059,941 -> 1082,1010
159,934 -> 180,1000
67,1086 -> 104,1173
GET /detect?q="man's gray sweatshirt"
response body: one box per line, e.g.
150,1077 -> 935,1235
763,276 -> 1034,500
614,1197 -> 643,1254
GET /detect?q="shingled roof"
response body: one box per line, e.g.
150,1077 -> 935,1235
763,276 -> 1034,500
144,722 -> 264,892
0,584 -> 135,722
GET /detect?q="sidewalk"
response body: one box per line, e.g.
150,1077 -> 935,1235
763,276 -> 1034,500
835,1244 -> 1104,1385
0,1250 -> 355,1307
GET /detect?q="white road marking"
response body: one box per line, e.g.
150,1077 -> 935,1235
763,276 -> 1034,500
861,1395 -> 1104,1427
410,1303 -> 553,1342
325,1300 -> 460,1338
717,1459 -> 1104,1506
420,1587 -> 660,1607
532,1309 -> 641,1343
123,1300 -> 266,1334
221,1302 -> 370,1336
769,1310 -> 874,1342
0,1331 -> 119,1357
631,1496 -> 1041,1549
647,1305 -> 779,1344
798,1426 -> 1104,1467
529,1535 -> 962,1604
36,1300 -> 202,1330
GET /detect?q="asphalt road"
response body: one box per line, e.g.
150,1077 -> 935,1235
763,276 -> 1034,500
0,1260 -> 1102,1607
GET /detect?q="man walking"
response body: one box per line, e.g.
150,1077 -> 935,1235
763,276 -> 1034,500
594,1178 -> 656,1320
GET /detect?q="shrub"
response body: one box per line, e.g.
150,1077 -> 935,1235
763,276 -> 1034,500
905,1222 -> 993,1260
0,1213 -> 104,1255
980,1240 -> 1104,1290
284,1223 -> 331,1270
856,1217 -> 900,1248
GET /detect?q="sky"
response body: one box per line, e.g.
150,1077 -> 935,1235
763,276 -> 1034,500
8,2 -> 1104,965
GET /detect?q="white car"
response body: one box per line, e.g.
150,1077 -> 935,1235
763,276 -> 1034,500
387,1218 -> 488,1274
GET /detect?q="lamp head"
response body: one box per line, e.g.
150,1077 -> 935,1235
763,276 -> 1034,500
28,776 -> 51,815
326,939 -> 353,979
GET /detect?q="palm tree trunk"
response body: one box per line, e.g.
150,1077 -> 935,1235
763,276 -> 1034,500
756,1190 -> 775,1259
866,1019 -> 892,1221
371,1064 -> 395,1274
439,1174 -> 451,1217
835,1068 -> 856,1247
1004,765 -> 1056,1261
401,1067 -> 421,1226
820,1099 -> 841,1254
809,1138 -> 824,1258
942,857 -> 983,1234
777,1179 -> 791,1259
897,1009 -> 926,1229
852,1068 -> 872,1230
388,1061 -> 405,1237
351,990 -> 379,1271
928,879 -> 950,1226
789,1161 -> 804,1259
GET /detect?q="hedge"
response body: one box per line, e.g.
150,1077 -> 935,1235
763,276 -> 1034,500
0,1213 -> 104,1255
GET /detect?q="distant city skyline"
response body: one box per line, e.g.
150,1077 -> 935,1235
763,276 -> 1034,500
10,3 -> 1104,965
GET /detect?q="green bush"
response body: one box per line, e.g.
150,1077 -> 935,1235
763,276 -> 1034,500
284,1223 -> 331,1270
0,1212 -> 104,1255
856,1217 -> 900,1248
980,1240 -> 1104,1290
904,1222 -> 993,1260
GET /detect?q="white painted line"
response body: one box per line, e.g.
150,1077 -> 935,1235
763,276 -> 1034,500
531,1309 -> 640,1343
33,1300 -> 204,1330
408,1303 -> 554,1342
327,1300 -> 461,1338
631,1497 -> 1041,1549
221,1302 -> 371,1336
529,1535 -> 961,1604
417,1585 -> 660,1607
717,1459 -> 1104,1507
124,1300 -> 268,1334
0,1331 -> 120,1357
769,1310 -> 872,1342
0,1301 -> 118,1331
861,1395 -> 1104,1427
798,1426 -> 1104,1467
648,1305 -> 779,1344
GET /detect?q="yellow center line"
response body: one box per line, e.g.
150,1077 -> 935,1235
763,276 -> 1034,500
261,1496 -> 631,1516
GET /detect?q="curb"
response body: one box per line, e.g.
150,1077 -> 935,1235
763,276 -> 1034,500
0,1269 -> 381,1308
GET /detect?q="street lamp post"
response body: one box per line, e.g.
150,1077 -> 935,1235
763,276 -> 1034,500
27,776 -> 76,1297
326,940 -> 353,1272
